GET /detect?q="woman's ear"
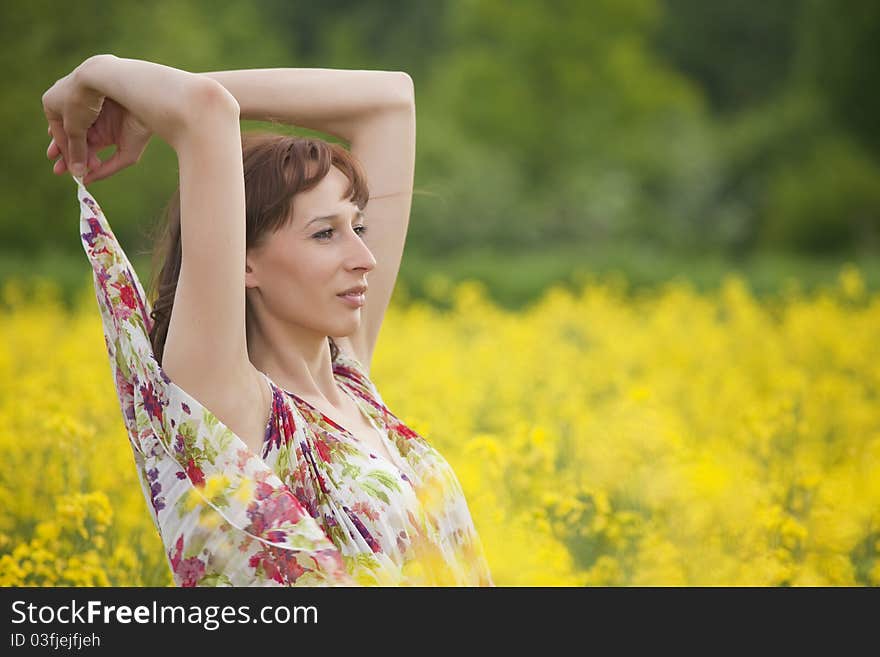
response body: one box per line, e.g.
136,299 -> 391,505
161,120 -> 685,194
244,256 -> 257,288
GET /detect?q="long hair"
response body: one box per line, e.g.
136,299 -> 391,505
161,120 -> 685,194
146,130 -> 371,367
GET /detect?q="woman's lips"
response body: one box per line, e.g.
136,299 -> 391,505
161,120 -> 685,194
337,292 -> 365,307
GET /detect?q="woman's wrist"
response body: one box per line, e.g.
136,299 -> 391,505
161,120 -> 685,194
75,55 -> 220,151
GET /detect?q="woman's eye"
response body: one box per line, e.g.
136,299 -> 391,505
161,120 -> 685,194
313,226 -> 367,240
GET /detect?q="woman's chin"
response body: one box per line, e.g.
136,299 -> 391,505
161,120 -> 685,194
328,316 -> 361,337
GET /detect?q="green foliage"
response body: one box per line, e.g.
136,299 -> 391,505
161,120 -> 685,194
793,0 -> 880,158
9,0 -> 290,254
411,0 -> 711,252
761,134 -> 880,252
8,0 -> 880,267
654,0 -> 800,113
704,91 -> 880,255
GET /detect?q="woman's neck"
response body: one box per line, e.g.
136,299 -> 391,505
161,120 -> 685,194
247,318 -> 342,407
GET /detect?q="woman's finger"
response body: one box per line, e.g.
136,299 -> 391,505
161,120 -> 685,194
51,145 -> 102,176
83,150 -> 124,185
88,150 -> 102,169
66,135 -> 88,177
46,141 -> 101,173
48,119 -> 71,172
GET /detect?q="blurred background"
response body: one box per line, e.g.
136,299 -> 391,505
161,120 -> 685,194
1,0 -> 878,586
3,0 -> 879,305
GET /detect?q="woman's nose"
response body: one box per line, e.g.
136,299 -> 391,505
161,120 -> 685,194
347,229 -> 376,270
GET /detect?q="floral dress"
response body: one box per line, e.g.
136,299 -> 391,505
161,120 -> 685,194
73,175 -> 494,587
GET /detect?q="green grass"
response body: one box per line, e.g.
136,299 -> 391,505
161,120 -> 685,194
398,242 -> 880,310
2,242 -> 878,314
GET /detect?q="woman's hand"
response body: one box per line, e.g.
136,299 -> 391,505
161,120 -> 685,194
46,96 -> 153,184
43,55 -> 239,179
42,59 -> 107,179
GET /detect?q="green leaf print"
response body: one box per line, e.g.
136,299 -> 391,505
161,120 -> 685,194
327,520 -> 350,546
198,572 -> 233,587
114,341 -> 130,379
130,309 -> 146,334
366,470 -> 402,494
178,420 -> 198,447
202,441 -> 218,463
360,480 -> 390,505
200,409 -> 235,462
340,460 -> 362,480
354,552 -> 379,568
347,552 -> 380,575
204,492 -> 230,509
203,411 -> 219,432
216,428 -> 234,455
275,441 -> 292,467
280,519 -> 326,550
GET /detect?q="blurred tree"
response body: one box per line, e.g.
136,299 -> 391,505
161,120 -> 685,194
700,89 -> 880,256
653,0 -> 800,114
406,0 -> 711,252
760,132 -> 880,253
258,0 -> 446,80
793,0 -> 880,159
12,0 -> 877,266
9,0 -> 290,256
701,1 -> 880,255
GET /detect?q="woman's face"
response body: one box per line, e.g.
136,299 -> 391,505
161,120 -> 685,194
245,165 -> 376,340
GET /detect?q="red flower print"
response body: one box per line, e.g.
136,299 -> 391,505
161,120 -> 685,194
115,369 -> 136,423
249,546 -> 307,584
138,380 -> 165,422
125,267 -> 151,325
169,535 -> 184,571
316,472 -> 330,495
176,555 -> 206,587
352,501 -> 379,522
294,485 -> 319,518
281,404 -> 296,438
395,421 -> 420,440
169,533 -> 206,586
246,490 -> 305,536
186,458 -> 205,488
315,437 -> 332,463
111,281 -> 137,309
255,480 -> 274,501
108,282 -> 136,322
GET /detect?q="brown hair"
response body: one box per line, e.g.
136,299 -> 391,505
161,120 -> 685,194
146,130 -> 370,368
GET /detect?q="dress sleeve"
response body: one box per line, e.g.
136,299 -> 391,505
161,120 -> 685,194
75,176 -> 358,587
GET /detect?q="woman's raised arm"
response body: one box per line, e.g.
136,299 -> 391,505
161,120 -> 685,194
42,54 -> 237,177
60,57 -> 361,586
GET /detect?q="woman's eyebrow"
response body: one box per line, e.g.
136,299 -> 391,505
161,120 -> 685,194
305,210 -> 365,227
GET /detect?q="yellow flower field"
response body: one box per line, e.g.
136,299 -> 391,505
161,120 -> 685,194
1,264 -> 877,586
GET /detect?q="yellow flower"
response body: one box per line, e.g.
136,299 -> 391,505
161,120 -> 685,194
3,270 -> 878,586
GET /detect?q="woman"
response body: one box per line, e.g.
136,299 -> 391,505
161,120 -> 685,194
41,55 -> 494,587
